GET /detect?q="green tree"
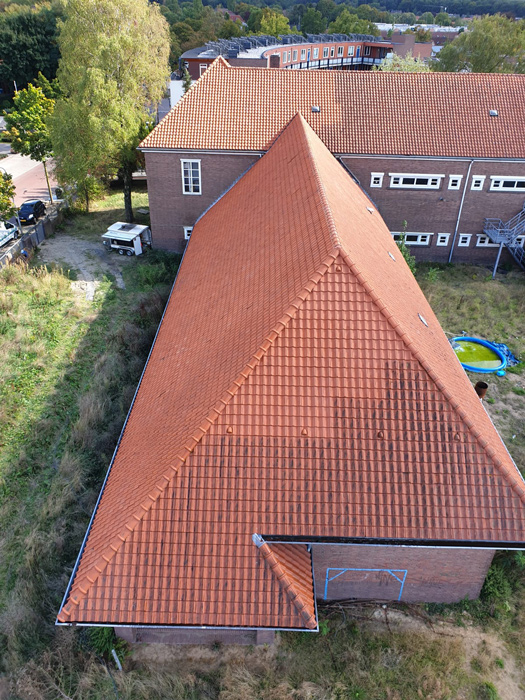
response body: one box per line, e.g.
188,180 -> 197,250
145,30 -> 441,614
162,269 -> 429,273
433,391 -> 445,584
259,8 -> 290,35
397,222 -> 416,275
375,51 -> 431,71
219,18 -> 243,38
396,12 -> 417,24
51,0 -> 170,219
0,6 -> 61,89
0,172 -> 16,221
246,7 -> 263,32
301,7 -> 325,34
316,0 -> 338,23
435,11 -> 451,26
182,67 -> 192,93
432,15 -> 525,73
419,11 -> 434,23
328,9 -> 378,36
5,82 -> 55,201
413,26 -> 432,41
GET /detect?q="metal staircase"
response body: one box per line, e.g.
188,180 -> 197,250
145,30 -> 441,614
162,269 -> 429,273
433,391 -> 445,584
483,202 -> 525,269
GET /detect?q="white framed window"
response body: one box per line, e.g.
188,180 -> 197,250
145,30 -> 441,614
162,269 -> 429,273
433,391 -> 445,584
448,175 -> 462,190
181,159 -> 201,195
282,52 -> 287,64
348,45 -> 354,56
364,45 -> 371,56
199,64 -> 207,76
471,176 -> 485,191
313,47 -> 319,59
389,173 -> 444,189
300,48 -> 306,60
183,226 -> 193,240
490,176 -> 525,192
337,46 -> 344,56
436,233 -> 450,246
323,47 -> 329,58
458,234 -> 471,247
330,47 -> 335,57
288,51 -> 291,62
476,235 -> 499,247
370,172 -> 384,188
293,50 -> 298,61
392,232 -> 432,246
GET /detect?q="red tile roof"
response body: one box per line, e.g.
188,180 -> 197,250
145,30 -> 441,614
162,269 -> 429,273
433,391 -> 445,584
141,57 -> 525,158
59,114 -> 525,629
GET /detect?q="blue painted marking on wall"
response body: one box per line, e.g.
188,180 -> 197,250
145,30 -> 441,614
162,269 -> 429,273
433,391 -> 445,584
324,567 -> 408,601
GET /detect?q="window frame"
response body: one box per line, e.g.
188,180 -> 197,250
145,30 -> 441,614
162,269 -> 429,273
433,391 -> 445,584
458,234 -> 471,247
448,175 -> 462,190
330,47 -> 335,57
389,173 -> 444,190
348,45 -> 354,56
181,159 -> 202,195
323,47 -> 329,58
292,50 -> 298,61
436,233 -> 450,247
300,48 -> 306,60
391,232 -> 433,246
183,226 -> 193,240
489,176 -> 525,192
313,47 -> 319,59
199,64 -> 207,76
476,235 -> 499,248
337,46 -> 344,57
364,45 -> 371,56
471,176 -> 486,191
370,172 -> 384,188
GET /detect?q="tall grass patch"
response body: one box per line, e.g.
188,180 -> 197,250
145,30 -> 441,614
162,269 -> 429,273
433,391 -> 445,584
0,248 -> 179,671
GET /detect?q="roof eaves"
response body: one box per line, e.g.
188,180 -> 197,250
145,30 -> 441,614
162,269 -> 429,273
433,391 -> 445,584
338,248 -> 525,509
253,534 -> 317,630
59,251 -> 339,620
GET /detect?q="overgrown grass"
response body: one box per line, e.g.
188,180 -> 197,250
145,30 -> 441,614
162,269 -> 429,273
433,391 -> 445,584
0,230 -> 179,671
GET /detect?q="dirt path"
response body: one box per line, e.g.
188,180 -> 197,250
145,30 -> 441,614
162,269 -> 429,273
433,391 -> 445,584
37,234 -> 131,300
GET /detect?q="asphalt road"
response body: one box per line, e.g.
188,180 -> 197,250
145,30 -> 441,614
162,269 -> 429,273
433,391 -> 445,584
1,151 -> 57,206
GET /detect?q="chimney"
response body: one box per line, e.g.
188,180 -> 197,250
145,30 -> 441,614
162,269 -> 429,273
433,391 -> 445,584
269,54 -> 280,68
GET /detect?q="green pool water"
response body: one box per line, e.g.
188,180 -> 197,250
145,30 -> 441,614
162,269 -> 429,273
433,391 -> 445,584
453,340 -> 502,369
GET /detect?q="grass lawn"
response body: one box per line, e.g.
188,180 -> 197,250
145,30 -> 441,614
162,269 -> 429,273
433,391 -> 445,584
0,201 -> 524,698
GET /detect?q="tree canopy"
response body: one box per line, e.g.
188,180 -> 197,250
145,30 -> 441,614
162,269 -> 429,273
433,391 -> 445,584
375,51 -> 431,72
259,7 -> 290,35
51,0 -> 170,217
328,9 -> 378,36
432,15 -> 525,73
0,172 -> 16,221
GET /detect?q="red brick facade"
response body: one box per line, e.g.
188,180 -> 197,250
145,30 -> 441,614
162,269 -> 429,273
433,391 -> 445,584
145,150 -> 525,264
313,545 -> 495,603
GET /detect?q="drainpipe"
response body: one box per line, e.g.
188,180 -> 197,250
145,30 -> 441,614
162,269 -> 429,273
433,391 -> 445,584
448,159 -> 474,264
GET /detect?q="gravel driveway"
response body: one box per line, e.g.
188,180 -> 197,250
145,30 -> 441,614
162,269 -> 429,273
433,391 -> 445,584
37,234 -> 130,300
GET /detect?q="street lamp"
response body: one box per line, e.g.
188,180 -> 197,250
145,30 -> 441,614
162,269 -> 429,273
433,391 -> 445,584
0,165 -> 22,234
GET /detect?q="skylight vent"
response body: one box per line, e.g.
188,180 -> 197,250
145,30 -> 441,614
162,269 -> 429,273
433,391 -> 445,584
418,313 -> 429,327
311,105 -> 320,113
366,207 -> 374,214
489,109 -> 498,117
388,251 -> 396,261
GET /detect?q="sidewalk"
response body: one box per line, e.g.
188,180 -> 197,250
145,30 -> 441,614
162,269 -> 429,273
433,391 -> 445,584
0,153 -> 41,179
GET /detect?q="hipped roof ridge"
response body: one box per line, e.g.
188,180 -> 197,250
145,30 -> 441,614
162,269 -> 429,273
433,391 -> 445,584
61,252 -> 339,616
337,248 -> 525,506
256,539 -> 317,630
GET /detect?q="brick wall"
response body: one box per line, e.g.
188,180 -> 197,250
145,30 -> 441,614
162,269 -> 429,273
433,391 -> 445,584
341,156 -> 525,265
144,151 -> 259,252
312,544 -> 494,603
144,149 -> 524,266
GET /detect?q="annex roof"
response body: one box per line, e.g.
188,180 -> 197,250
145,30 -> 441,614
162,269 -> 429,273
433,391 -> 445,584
59,114 -> 525,629
140,58 -> 525,159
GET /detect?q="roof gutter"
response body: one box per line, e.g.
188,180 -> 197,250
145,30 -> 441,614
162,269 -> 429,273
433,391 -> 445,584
261,535 -> 525,550
448,159 -> 475,263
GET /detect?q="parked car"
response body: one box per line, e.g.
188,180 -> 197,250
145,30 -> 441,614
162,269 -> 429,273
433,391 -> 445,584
18,199 -> 46,225
0,220 -> 19,247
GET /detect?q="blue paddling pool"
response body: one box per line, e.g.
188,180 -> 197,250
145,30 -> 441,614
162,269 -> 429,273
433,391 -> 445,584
451,337 -> 507,373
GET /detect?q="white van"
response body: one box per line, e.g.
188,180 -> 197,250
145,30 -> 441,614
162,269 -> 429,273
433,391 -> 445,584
101,222 -> 152,256
0,220 -> 19,248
